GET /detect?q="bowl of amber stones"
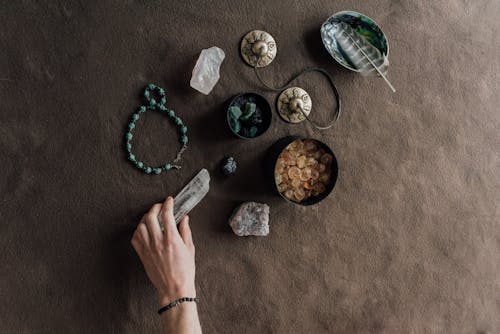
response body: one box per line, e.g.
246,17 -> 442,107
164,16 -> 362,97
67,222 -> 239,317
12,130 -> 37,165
265,136 -> 338,205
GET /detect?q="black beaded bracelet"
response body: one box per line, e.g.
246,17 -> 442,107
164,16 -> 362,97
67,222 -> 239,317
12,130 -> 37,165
158,297 -> 199,315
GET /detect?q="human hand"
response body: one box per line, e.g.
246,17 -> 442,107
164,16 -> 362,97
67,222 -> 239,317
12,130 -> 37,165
131,196 -> 196,306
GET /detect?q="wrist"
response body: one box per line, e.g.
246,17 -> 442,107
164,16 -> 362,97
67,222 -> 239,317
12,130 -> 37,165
159,299 -> 199,326
158,286 -> 197,306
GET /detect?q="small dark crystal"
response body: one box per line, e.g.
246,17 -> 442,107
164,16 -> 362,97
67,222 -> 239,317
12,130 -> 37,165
221,156 -> 237,176
240,127 -> 251,138
250,109 -> 263,125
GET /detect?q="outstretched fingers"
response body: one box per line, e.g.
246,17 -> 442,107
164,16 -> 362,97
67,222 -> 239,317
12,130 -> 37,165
160,197 -> 181,245
179,215 -> 194,252
132,217 -> 150,254
144,203 -> 164,249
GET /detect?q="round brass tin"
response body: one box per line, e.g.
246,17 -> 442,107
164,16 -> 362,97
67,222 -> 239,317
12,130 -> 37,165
277,87 -> 312,123
240,30 -> 277,68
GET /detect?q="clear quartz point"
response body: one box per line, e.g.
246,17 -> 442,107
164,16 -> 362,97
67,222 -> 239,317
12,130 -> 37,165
158,168 -> 210,228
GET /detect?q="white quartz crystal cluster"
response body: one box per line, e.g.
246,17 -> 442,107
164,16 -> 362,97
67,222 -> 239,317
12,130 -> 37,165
190,46 -> 225,95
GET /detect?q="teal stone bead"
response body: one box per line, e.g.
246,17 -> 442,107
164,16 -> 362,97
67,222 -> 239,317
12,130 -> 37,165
128,123 -> 135,130
150,98 -> 156,106
154,168 -> 162,174
129,154 -> 136,162
139,106 -> 146,113
144,90 -> 150,98
159,88 -> 165,96
165,163 -> 171,170
132,113 -> 140,120
145,167 -> 152,174
160,97 -> 166,105
148,83 -> 155,90
150,104 -> 156,110
175,117 -> 183,126
159,104 -> 166,111
137,161 -> 144,168
181,126 -> 187,134
126,132 -> 133,140
181,135 -> 188,144
126,143 -> 132,151
168,110 -> 175,118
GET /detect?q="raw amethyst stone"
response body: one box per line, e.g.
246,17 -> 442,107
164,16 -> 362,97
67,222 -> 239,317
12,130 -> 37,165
229,202 -> 270,236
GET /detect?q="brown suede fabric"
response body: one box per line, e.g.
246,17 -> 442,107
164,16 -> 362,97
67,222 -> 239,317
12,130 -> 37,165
1,1 -> 499,333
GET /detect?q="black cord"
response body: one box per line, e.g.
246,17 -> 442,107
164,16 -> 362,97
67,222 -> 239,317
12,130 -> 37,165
253,65 -> 341,130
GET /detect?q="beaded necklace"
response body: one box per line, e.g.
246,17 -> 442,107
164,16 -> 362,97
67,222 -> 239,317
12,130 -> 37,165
124,84 -> 188,175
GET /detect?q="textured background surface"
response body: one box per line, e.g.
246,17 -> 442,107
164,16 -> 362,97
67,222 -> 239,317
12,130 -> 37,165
1,1 -> 499,333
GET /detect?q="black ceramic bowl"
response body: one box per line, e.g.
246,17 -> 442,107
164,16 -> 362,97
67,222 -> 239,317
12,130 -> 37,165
264,136 -> 339,206
226,92 -> 272,139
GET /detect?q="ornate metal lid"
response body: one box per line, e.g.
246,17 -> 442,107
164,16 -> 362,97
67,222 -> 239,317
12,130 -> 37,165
240,30 -> 277,68
277,87 -> 312,123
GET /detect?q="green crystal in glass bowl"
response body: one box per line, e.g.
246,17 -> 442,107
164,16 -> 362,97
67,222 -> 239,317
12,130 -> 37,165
321,11 -> 389,72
